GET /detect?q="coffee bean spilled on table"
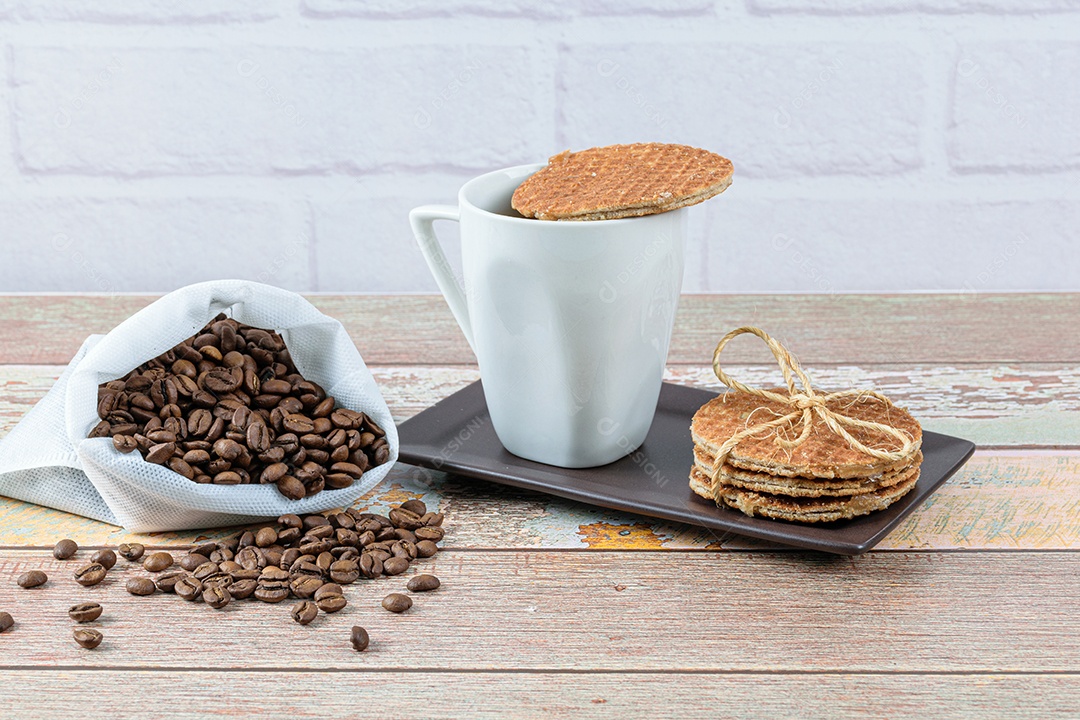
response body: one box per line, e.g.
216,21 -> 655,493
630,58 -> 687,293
7,502 -> 443,652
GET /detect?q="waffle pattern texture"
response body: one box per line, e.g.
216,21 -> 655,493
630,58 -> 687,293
511,143 -> 733,221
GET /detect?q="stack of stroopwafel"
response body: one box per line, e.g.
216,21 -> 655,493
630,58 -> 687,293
689,328 -> 923,523
511,143 -> 733,221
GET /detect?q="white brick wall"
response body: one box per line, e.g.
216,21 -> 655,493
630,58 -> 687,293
0,2 -> 1077,293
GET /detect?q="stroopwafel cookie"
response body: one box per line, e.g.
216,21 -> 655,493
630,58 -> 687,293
511,143 -> 733,221
688,326 -> 925,525
693,447 -> 923,498
691,390 -> 922,480
690,465 -> 920,523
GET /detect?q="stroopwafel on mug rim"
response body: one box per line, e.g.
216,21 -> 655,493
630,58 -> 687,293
511,143 -> 733,221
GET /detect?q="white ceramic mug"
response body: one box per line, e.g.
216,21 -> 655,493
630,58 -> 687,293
409,164 -> 686,468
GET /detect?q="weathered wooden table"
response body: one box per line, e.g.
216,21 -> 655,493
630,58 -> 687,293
0,294 -> 1077,718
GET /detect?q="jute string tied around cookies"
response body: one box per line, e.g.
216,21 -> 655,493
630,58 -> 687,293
708,326 -> 916,485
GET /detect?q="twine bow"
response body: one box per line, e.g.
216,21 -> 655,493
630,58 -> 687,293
708,327 -> 915,479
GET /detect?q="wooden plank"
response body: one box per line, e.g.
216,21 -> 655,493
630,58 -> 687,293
1,293 -> 1077,366
0,670 -> 1076,720
0,453 -> 1077,552
0,549 -> 1077,672
4,364 -> 1079,448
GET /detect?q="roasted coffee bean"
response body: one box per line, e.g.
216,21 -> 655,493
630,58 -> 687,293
314,583 -> 343,602
291,600 -> 319,625
155,569 -> 188,593
17,570 -> 47,588
112,434 -> 139,453
283,413 -> 315,434
213,471 -> 242,485
261,565 -> 290,582
316,551 -> 335,572
91,549 -> 117,570
0,612 -> 12,633
350,625 -> 370,652
279,548 -> 301,569
291,559 -> 321,577
312,396 -> 335,418
246,422 -> 271,453
358,553 -> 381,579
324,473 -> 354,489
407,574 -> 441,592
330,462 -> 363,479
69,602 -> 104,623
193,561 -> 220,581
73,628 -> 103,649
307,524 -> 335,541
213,437 -> 243,461
333,546 -> 360,562
316,594 -> 347,614
209,547 -> 234,563
145,442 -> 176,464
229,567 -> 260,581
97,392 -> 118,418
234,545 -> 258,568
276,475 -> 305,500
74,563 -> 107,587
414,526 -> 445,543
392,540 -> 417,560
329,559 -> 360,584
389,508 -> 423,530
202,573 -> 233,590
421,512 -> 445,527
278,513 -> 302,529
53,539 -> 78,560
290,575 -> 323,599
261,378 -> 292,395
255,585 -> 290,603
381,593 -> 412,614
168,456 -> 195,479
143,552 -> 174,572
175,576 -> 204,602
336,528 -> 360,547
119,543 -> 145,561
367,547 -> 392,562
183,449 -> 211,465
383,557 -> 409,576
203,585 -> 231,609
260,462 -> 288,484
147,429 -> 177,444
393,528 -> 417,543
179,553 -> 207,571
255,527 -> 278,548
230,578 -> 257,600
399,499 -> 427,516
278,527 -> 302,545
204,367 -> 240,393
126,577 -> 156,596
415,540 -> 439,558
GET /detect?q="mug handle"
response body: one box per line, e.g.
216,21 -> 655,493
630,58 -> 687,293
408,205 -> 476,354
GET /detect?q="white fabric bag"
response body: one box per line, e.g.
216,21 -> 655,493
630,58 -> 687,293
0,280 -> 398,532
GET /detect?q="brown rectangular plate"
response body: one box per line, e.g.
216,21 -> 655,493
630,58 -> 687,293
397,381 -> 975,555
